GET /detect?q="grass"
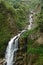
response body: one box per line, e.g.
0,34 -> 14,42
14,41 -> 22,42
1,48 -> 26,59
28,47 -> 43,54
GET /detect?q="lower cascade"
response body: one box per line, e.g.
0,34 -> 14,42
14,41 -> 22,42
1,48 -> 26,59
5,31 -> 26,65
5,36 -> 19,65
4,11 -> 34,65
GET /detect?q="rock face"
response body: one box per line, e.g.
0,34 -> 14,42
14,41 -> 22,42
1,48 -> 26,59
14,29 -> 39,65
15,37 -> 27,65
0,59 -> 5,65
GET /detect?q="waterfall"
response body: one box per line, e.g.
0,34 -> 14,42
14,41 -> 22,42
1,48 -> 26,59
5,31 -> 26,65
4,11 -> 34,65
5,34 -> 20,65
28,14 -> 33,30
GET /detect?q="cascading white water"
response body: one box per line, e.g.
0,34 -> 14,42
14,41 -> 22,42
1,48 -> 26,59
5,36 -> 18,65
5,31 -> 26,65
5,34 -> 21,65
5,11 -> 34,65
28,14 -> 33,30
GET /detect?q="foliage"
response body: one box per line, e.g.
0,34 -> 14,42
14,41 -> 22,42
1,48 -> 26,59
0,0 -> 29,57
37,4 -> 43,32
21,26 -> 43,65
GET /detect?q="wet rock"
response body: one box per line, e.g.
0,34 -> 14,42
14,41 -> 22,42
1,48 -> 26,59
14,37 -> 27,65
0,59 -> 5,65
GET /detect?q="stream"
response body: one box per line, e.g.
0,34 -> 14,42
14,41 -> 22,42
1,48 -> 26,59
3,11 -> 34,65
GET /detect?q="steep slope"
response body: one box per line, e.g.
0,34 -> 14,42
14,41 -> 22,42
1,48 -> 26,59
0,1 -> 28,57
0,0 -> 43,65
20,1 -> 43,65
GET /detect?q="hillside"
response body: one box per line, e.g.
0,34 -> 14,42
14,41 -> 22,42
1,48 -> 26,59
0,0 -> 29,57
0,0 -> 43,65
20,0 -> 43,65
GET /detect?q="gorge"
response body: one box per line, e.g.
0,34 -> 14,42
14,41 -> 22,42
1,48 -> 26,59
0,0 -> 43,65
4,11 -> 34,65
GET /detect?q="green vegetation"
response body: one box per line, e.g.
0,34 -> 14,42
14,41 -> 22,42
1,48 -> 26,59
19,1 -> 43,64
37,2 -> 43,32
21,27 -> 43,65
0,0 -> 29,57
21,3 -> 43,63
0,0 -> 43,65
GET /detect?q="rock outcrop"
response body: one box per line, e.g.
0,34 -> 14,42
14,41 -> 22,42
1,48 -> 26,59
15,37 -> 27,65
